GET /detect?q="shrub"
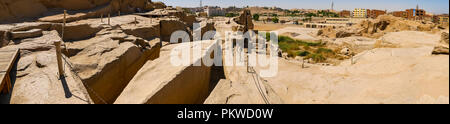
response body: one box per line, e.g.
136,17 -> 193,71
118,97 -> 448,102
253,14 -> 260,21
297,51 -> 310,56
272,17 -> 279,23
306,53 -> 326,63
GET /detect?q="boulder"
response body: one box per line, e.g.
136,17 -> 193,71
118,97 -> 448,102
0,30 -> 9,48
51,23 -> 102,41
432,46 -> 449,55
2,30 -> 61,54
152,2 -> 167,9
442,32 -> 449,44
11,22 -> 53,32
38,13 -> 87,23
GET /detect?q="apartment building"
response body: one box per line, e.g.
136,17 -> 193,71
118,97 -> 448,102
339,10 -> 351,17
367,9 -> 386,18
352,8 -> 367,18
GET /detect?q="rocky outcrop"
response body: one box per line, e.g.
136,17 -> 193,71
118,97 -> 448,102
317,27 -> 355,38
442,32 -> 449,44
0,0 -> 47,23
3,30 -> 61,55
67,27 -> 161,104
1,0 -> 160,23
51,23 -> 102,41
432,32 -> 450,55
233,9 -> 254,32
318,15 -> 439,39
122,23 -> 160,40
11,29 -> 43,39
0,30 -> 9,48
9,50 -> 93,104
432,46 -> 449,55
160,18 -> 191,42
204,79 -> 252,104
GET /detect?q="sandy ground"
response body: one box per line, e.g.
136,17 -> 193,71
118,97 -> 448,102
250,31 -> 449,104
254,22 -> 304,31
273,27 -> 319,41
253,46 -> 449,104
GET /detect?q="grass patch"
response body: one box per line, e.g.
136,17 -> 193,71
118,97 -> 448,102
305,53 -> 326,63
297,51 -> 310,56
265,32 -> 339,63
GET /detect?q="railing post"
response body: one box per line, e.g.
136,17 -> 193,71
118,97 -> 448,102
108,13 -> 111,25
62,10 -> 66,40
54,40 -> 65,78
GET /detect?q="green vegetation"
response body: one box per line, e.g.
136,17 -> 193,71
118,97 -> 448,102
225,13 -> 238,17
297,51 -> 310,56
317,10 -> 339,17
305,13 -> 317,17
265,33 -> 337,63
272,17 -> 279,23
253,14 -> 260,21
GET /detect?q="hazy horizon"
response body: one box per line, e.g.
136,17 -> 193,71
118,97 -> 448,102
155,0 -> 449,14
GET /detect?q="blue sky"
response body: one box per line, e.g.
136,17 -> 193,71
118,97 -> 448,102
155,0 -> 449,14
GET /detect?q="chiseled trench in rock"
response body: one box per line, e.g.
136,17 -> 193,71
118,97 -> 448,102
83,45 -> 161,104
64,24 -> 223,104
113,40 -> 227,104
59,25 -> 162,104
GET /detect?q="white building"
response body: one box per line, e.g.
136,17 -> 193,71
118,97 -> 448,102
205,6 -> 226,17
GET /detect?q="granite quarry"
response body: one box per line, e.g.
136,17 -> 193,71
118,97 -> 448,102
0,0 -> 448,104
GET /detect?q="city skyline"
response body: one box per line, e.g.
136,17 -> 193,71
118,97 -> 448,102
155,0 -> 449,14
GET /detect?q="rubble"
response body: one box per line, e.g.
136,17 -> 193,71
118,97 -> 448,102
318,15 -> 440,39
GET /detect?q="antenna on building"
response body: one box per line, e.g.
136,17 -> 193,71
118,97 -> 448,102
416,0 -> 419,10
331,0 -> 334,11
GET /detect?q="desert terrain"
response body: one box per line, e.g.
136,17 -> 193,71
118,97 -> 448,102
0,0 -> 448,104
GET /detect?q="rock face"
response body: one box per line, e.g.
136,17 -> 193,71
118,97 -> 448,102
233,9 -> 254,32
11,29 -> 43,39
160,18 -> 191,42
318,15 -> 439,39
0,0 -> 48,23
442,32 -> 449,44
1,0 -> 161,23
3,30 -> 61,54
9,50 -> 93,104
52,23 -> 102,41
0,30 -> 9,47
122,23 -> 160,40
115,40 -> 216,104
68,27 -> 161,103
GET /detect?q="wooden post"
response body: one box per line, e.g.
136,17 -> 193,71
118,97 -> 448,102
118,11 -> 121,16
351,55 -> 354,65
54,40 -> 65,78
302,59 -> 305,68
62,10 -> 67,40
108,13 -> 111,25
101,14 -> 103,23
